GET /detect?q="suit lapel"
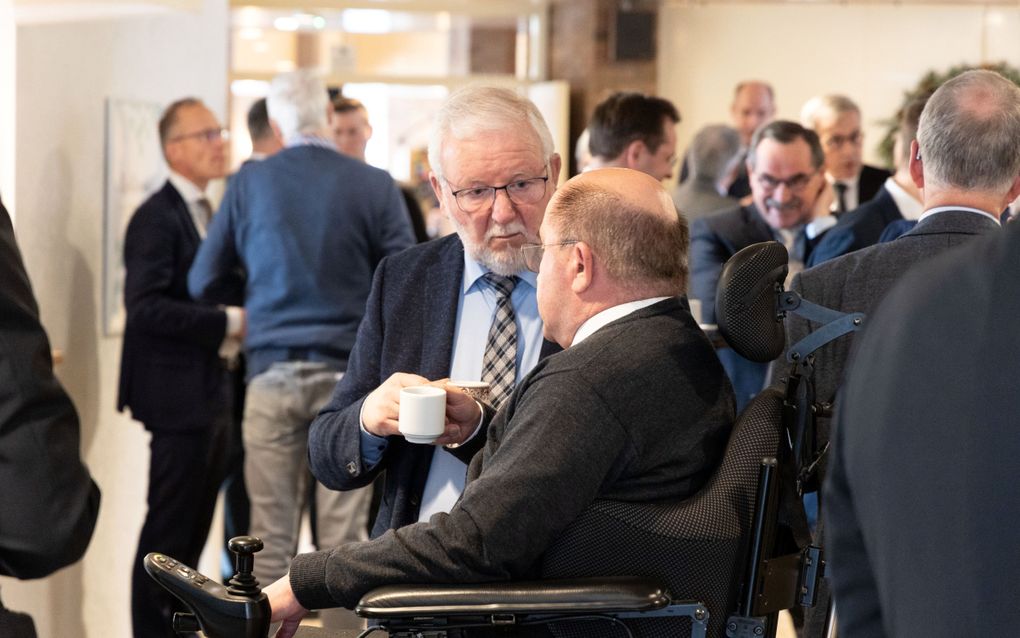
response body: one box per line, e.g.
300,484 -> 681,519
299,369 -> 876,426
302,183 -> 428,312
421,236 -> 464,379
162,181 -> 201,248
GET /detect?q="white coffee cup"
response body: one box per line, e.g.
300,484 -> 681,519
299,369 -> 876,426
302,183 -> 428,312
398,386 -> 447,444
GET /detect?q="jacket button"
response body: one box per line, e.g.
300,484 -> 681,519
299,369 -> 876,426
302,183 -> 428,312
345,461 -> 358,475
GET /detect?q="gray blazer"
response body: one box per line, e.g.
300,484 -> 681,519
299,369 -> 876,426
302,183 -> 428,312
774,209 -> 1001,460
673,177 -> 738,222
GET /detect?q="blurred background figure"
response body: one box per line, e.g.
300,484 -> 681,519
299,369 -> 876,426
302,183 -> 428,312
330,96 -> 430,243
189,71 -> 414,631
801,94 -> 891,215
117,97 -> 243,638
245,98 -> 283,164
586,91 -> 680,182
673,124 -> 742,220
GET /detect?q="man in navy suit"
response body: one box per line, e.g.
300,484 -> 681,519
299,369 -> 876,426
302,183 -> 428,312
118,98 -> 244,638
825,69 -> 1020,638
306,86 -> 562,538
690,120 -> 833,410
801,94 -> 891,215
806,96 -> 927,267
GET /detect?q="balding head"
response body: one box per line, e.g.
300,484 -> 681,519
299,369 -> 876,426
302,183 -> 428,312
536,168 -> 688,346
547,168 -> 687,292
916,69 -> 1020,195
731,81 -> 776,145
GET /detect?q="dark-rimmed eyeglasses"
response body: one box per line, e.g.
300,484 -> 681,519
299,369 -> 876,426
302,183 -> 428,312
520,240 -> 579,273
170,128 -> 229,144
754,171 -> 816,193
822,130 -> 862,150
447,175 -> 549,214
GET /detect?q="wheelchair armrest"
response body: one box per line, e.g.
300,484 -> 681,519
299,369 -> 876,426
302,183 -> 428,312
355,576 -> 671,618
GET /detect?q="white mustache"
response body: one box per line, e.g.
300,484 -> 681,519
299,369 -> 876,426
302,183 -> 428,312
485,222 -> 532,242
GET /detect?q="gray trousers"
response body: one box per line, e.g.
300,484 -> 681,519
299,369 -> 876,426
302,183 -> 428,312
244,361 -> 371,626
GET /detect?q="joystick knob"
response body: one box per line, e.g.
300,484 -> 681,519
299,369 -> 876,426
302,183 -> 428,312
227,536 -> 264,598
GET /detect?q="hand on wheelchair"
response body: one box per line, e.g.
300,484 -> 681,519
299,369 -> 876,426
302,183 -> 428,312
266,574 -> 308,638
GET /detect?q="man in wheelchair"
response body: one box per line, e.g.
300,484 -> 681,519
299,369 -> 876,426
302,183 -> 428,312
266,168 -> 736,636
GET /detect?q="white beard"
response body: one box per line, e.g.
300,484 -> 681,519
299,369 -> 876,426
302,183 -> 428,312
453,219 -> 537,276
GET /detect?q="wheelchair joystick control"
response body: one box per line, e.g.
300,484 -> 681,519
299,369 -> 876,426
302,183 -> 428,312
144,536 -> 271,638
228,536 -> 264,598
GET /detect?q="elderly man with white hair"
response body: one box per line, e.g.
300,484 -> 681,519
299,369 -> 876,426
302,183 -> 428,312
188,70 -> 414,608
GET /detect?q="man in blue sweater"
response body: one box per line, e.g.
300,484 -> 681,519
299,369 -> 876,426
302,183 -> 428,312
188,70 -> 414,618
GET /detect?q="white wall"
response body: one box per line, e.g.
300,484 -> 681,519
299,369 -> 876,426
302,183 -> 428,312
660,3 -> 1020,168
0,2 -> 228,636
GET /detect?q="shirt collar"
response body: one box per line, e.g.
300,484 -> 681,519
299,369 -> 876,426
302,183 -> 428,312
918,205 -> 1001,226
571,297 -> 671,347
286,133 -> 338,151
167,169 -> 207,205
462,251 -> 537,296
883,177 -> 924,221
826,172 -> 860,189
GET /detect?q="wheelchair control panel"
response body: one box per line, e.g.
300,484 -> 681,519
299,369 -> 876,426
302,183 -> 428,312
144,536 -> 271,638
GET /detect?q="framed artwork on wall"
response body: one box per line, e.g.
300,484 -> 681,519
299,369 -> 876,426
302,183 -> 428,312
103,97 -> 166,336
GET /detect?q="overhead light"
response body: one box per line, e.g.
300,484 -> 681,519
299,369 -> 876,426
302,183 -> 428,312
342,8 -> 392,34
238,26 -> 262,40
274,16 -> 298,31
274,13 -> 326,32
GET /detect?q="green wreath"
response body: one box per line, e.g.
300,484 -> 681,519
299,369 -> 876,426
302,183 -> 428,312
877,61 -> 1020,167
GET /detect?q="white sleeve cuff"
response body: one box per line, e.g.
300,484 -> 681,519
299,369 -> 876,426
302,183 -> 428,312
224,306 -> 244,337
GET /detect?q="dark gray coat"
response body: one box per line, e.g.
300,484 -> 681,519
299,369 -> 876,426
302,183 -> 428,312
292,298 -> 735,610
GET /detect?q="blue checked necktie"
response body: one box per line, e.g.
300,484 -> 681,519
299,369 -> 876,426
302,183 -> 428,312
481,273 -> 518,409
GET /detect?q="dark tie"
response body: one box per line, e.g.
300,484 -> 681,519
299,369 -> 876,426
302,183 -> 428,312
195,197 -> 213,231
481,273 -> 518,409
834,182 -> 848,215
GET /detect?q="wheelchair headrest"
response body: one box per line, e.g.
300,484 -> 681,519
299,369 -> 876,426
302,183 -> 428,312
715,241 -> 788,362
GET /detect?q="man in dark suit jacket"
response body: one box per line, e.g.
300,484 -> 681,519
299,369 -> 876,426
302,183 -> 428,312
117,98 -> 243,638
267,168 -> 735,636
690,120 -> 833,410
801,94 -> 891,215
806,96 -> 928,267
824,69 -> 1020,638
307,86 -> 561,537
1,197 -> 101,579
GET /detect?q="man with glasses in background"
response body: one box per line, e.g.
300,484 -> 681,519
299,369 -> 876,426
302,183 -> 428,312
689,120 -> 832,411
118,97 -> 244,638
305,86 -> 562,541
801,94 -> 891,216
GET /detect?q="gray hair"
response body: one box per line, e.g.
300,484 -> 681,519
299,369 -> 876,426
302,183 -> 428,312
552,180 -> 689,294
266,70 -> 329,143
917,70 -> 1020,193
689,124 -> 742,181
800,94 -> 860,130
427,86 -> 555,180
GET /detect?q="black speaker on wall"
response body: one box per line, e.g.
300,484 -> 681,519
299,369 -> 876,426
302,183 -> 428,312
613,9 -> 656,62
